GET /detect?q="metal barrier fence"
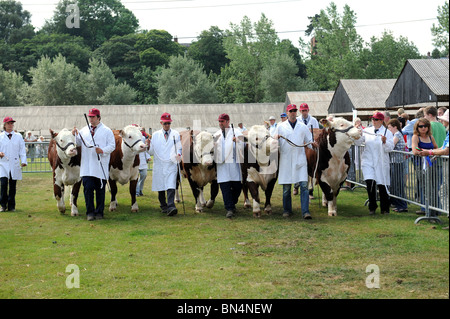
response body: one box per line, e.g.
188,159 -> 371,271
347,145 -> 449,224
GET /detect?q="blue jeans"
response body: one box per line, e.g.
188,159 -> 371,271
283,182 -> 310,216
136,168 -> 147,195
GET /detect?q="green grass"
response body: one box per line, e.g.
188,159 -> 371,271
0,173 -> 448,299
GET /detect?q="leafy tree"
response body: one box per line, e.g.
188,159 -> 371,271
0,0 -> 34,44
361,31 -> 421,79
188,26 -> 230,75
302,2 -> 364,90
157,55 -> 218,104
0,64 -> 25,106
83,58 -> 118,104
42,0 -> 139,49
431,1 -> 449,55
134,66 -> 159,104
99,83 -> 136,105
26,54 -> 87,106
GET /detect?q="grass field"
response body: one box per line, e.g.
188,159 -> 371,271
0,173 -> 448,299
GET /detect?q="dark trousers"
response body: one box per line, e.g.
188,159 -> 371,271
219,181 -> 242,211
82,176 -> 106,217
158,189 -> 176,211
366,179 -> 390,212
0,175 -> 17,210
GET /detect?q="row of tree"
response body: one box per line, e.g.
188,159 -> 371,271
1,0 -> 449,107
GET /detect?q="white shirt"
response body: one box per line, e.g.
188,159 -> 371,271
149,129 -> 182,191
298,115 -> 319,129
75,122 -> 116,180
0,131 -> 27,180
213,128 -> 243,183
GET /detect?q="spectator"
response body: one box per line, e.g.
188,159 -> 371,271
424,106 -> 446,148
383,111 -> 391,126
0,117 -> 27,212
135,126 -> 151,197
149,113 -> 182,217
279,113 -> 287,123
354,112 -> 395,215
237,122 -> 247,133
387,119 -> 408,212
397,108 -> 405,117
213,113 -> 244,219
403,109 -> 424,151
268,116 -> 277,137
36,136 -> 47,158
438,106 -> 447,118
24,131 -> 38,162
72,108 -> 116,221
412,118 -> 438,215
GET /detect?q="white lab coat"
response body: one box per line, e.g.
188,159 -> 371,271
354,126 -> 394,186
269,123 -> 278,137
298,115 -> 320,129
75,123 -> 116,180
276,120 -> 312,184
149,129 -> 182,191
214,128 -> 243,184
0,131 -> 27,180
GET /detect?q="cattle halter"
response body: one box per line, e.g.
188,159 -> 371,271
123,139 -> 142,149
56,141 -> 76,152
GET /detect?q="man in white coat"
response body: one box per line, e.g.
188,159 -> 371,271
149,113 -> 182,216
354,112 -> 394,215
214,113 -> 244,219
135,126 -> 151,197
274,104 -> 316,219
72,108 -> 116,220
0,117 -> 27,212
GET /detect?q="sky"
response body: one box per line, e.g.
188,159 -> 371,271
19,0 -> 446,55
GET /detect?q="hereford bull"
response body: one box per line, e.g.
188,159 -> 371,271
306,117 -> 361,216
108,125 -> 147,212
241,125 -> 279,218
180,130 -> 219,213
48,129 -> 82,216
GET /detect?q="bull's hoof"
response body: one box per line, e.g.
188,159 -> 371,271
131,203 -> 139,213
328,211 -> 337,217
195,207 -> 203,213
253,212 -> 261,218
322,202 -> 328,207
71,207 -> 79,216
264,206 -> 272,215
244,200 -> 251,209
175,199 -> 181,203
58,207 -> 66,214
205,200 -> 215,209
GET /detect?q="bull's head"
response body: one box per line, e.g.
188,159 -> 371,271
248,125 -> 278,166
326,117 -> 362,144
120,125 -> 146,153
51,128 -> 78,158
194,131 -> 214,167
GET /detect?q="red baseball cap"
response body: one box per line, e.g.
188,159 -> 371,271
160,112 -> 172,123
3,116 -> 16,123
218,113 -> 230,121
372,112 -> 385,121
88,108 -> 101,117
286,104 -> 297,112
299,103 -> 309,110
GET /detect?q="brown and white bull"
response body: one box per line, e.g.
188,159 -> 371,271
241,125 -> 279,218
108,125 -> 147,212
306,117 -> 361,216
180,130 -> 219,213
48,129 -> 82,216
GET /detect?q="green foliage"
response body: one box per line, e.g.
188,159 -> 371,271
42,0 -> 139,49
84,58 -> 118,105
0,64 -> 25,106
431,1 -> 449,54
361,31 -> 421,79
0,0 -> 34,44
134,66 -> 159,104
188,26 -> 230,75
99,82 -> 136,105
304,2 -> 364,90
157,55 -> 218,104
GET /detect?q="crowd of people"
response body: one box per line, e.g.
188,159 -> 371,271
1,105 -> 448,223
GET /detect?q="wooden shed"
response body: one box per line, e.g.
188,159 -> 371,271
328,79 -> 397,121
385,59 -> 449,108
284,91 -> 334,120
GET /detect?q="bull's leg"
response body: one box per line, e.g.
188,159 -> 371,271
54,182 -> 66,214
247,182 -> 261,218
109,179 -> 118,212
199,187 -> 207,207
174,172 -> 181,203
187,178 -> 202,213
130,179 -> 139,212
206,180 -> 219,209
70,180 -> 82,216
328,195 -> 338,217
320,182 -> 336,216
263,178 -> 277,215
242,182 -> 251,209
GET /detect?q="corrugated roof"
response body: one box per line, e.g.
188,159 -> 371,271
408,59 -> 449,96
284,91 -> 334,118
